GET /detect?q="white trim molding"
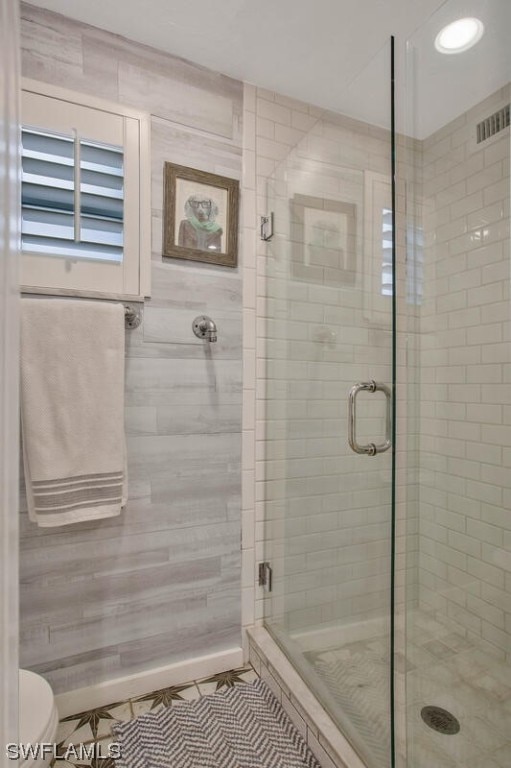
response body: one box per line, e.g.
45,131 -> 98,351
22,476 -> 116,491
55,647 -> 244,718
0,0 -> 20,752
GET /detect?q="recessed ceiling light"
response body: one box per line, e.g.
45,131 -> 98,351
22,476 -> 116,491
435,17 -> 484,54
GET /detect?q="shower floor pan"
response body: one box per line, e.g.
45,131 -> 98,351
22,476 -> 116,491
302,610 -> 511,768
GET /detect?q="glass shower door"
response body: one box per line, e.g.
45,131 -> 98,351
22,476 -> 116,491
262,40 -> 396,768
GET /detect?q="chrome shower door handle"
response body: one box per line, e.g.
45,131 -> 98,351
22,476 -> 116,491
348,380 -> 392,456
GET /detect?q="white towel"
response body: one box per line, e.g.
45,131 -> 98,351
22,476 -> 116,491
20,298 -> 127,527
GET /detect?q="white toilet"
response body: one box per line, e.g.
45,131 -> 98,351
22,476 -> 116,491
19,670 -> 59,768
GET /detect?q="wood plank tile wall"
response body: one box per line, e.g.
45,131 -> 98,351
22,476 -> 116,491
19,2 -> 243,693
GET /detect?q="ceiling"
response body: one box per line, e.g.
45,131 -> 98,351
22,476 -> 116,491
26,0 -> 511,137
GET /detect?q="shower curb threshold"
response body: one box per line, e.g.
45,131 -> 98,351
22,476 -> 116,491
247,626 -> 367,768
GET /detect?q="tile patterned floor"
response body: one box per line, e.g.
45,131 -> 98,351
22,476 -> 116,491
305,638 -> 390,767
51,622 -> 511,768
303,609 -> 511,768
51,666 -> 258,766
404,611 -> 511,768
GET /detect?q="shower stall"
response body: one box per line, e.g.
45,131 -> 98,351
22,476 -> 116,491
259,1 -> 511,767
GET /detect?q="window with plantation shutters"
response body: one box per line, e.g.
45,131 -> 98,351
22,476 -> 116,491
381,207 -> 393,297
363,171 -> 393,322
21,82 -> 151,298
22,129 -> 124,262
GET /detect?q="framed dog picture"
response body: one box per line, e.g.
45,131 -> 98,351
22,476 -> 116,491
290,194 -> 357,285
163,162 -> 239,267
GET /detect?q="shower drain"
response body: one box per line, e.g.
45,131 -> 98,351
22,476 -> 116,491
420,706 -> 460,735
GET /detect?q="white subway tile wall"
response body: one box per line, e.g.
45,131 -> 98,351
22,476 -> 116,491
418,85 -> 511,661
240,79 -> 420,766
243,84 -> 418,647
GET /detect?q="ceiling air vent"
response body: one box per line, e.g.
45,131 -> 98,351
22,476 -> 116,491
476,105 -> 510,144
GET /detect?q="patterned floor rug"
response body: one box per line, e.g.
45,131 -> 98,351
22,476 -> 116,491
112,678 -> 322,768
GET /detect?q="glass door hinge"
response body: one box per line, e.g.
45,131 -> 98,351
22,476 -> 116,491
260,213 -> 274,241
258,561 -> 273,592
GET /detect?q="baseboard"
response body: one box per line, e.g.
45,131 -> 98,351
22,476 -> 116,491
55,647 -> 244,718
